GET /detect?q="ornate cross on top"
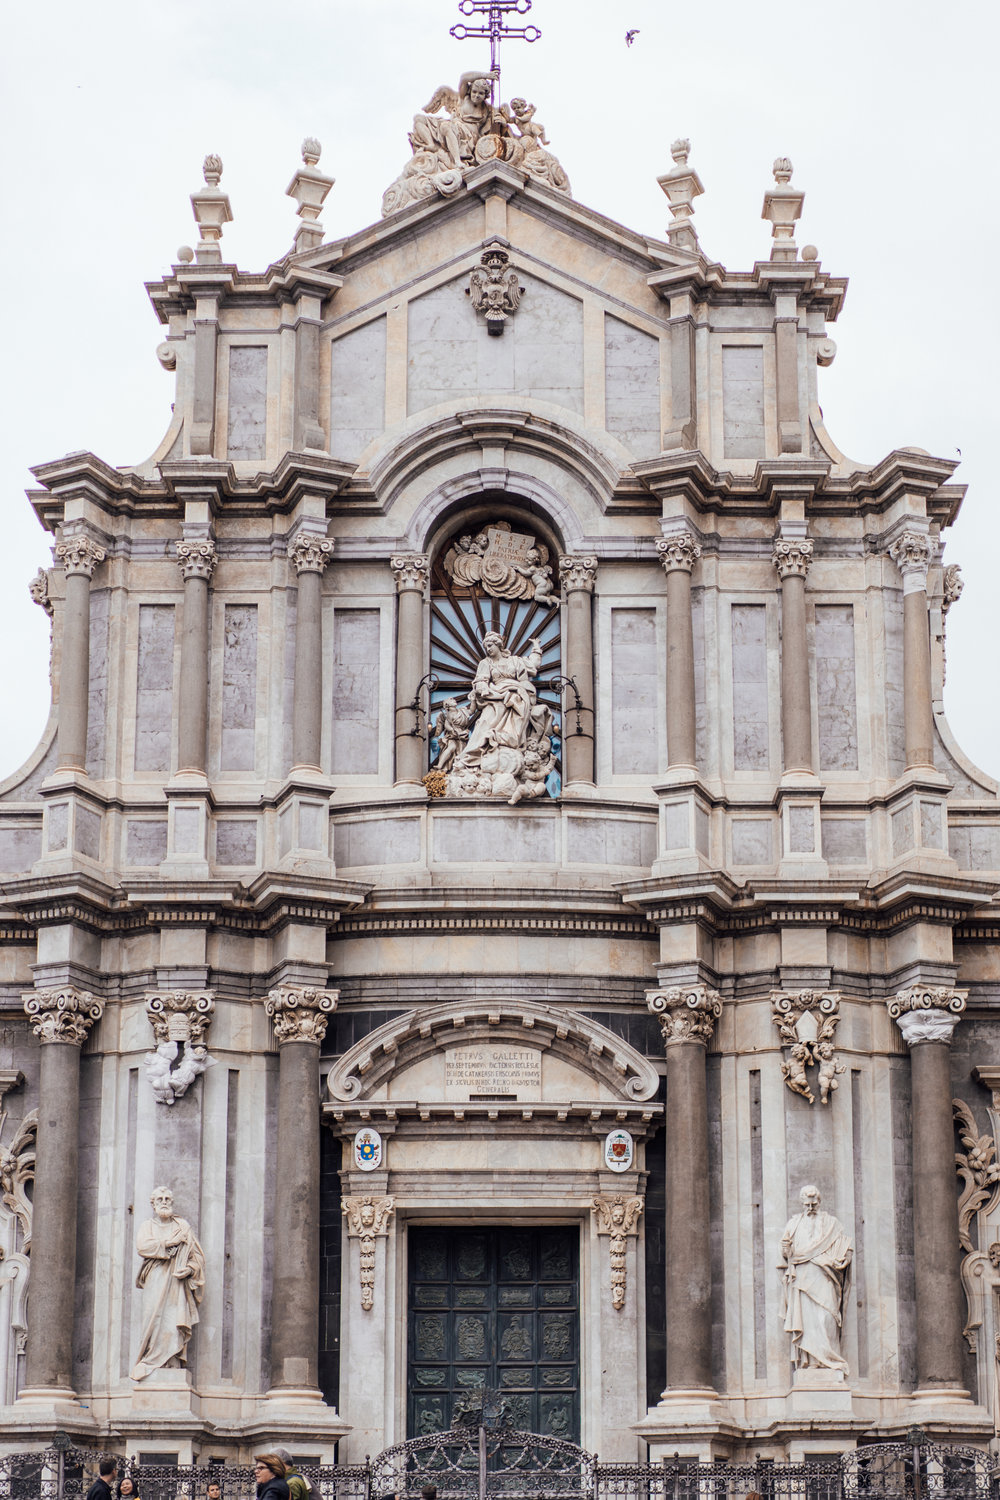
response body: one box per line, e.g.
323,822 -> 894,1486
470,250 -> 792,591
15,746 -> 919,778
450,0 -> 541,93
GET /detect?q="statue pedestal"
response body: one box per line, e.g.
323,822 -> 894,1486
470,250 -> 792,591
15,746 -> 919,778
130,1368 -> 197,1415
788,1367 -> 853,1416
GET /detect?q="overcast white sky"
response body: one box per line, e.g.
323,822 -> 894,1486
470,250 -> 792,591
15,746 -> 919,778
1,0 -> 997,783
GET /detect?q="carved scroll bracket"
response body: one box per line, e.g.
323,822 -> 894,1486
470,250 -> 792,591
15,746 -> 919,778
144,991 -> 216,1106
592,1194 -> 642,1310
771,990 -> 845,1105
343,1194 -> 395,1311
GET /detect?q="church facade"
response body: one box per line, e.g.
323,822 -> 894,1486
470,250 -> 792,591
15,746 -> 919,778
1,70 -> 999,1468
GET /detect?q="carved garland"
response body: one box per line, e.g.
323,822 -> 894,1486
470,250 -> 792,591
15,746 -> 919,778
343,1194 -> 395,1311
771,990 -> 845,1105
592,1194 -> 643,1310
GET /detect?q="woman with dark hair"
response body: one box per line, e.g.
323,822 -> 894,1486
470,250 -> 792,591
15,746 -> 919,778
254,1455 -> 290,1500
117,1476 -> 141,1500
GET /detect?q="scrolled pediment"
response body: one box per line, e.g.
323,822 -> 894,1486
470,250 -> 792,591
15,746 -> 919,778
326,999 -> 659,1105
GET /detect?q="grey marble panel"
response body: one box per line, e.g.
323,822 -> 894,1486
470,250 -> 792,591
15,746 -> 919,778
216,819 -> 258,866
732,819 -> 772,865
663,803 -> 688,851
814,604 -> 859,772
604,315 -> 660,458
731,604 -> 769,771
227,345 -> 267,461
126,819 -> 167,866
75,804 -> 101,861
566,816 -> 655,866
221,604 -> 258,772
891,805 -> 910,858
948,823 -> 1000,871
86,589 -> 110,778
611,608 -> 658,775
331,609 -> 380,775
334,817 -> 420,867
433,814 -> 556,864
884,590 -> 905,777
0,825 -> 41,872
920,799 -> 943,848
48,801 -> 68,850
329,317 -> 387,461
788,806 -> 815,853
134,604 -> 175,773
722,346 -> 765,459
821,817 -> 867,864
73,1054 -> 103,1392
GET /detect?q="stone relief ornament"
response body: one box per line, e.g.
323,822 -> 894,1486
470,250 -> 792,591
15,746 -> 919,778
779,1184 -> 853,1376
887,986 -> 967,1045
266,985 -> 338,1044
430,631 -> 558,804
0,1106 -> 32,1403
603,1128 -> 634,1173
54,535 -> 106,578
287,534 -> 334,575
592,1194 -> 643,1310
131,1186 -> 206,1381
646,986 -> 722,1047
343,1194 -> 395,1311
175,539 -> 218,581
941,563 -> 964,684
382,72 -> 570,217
444,521 -> 557,605
771,991 -> 845,1105
143,991 -> 216,1106
772,538 -> 814,579
353,1127 -> 383,1172
0,1110 -> 36,1253
954,1099 -> 1000,1254
28,568 -> 53,618
23,987 -> 104,1046
467,243 -> 524,335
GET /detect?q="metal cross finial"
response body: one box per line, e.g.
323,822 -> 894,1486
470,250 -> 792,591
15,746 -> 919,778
450,0 -> 541,91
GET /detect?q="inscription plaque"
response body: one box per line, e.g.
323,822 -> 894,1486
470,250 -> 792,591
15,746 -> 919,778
444,1045 -> 541,1099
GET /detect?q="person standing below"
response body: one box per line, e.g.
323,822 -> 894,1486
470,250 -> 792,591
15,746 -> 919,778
117,1476 -> 141,1500
272,1448 -> 312,1500
86,1459 -> 117,1500
254,1455 -> 290,1500
206,1482 -> 222,1500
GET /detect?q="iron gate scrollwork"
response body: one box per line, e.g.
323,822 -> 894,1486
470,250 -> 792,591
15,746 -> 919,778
372,1416 -> 593,1500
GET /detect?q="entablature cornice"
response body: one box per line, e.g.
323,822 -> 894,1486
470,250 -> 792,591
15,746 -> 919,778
324,1099 -> 662,1137
145,260 -> 343,325
647,260 -> 846,322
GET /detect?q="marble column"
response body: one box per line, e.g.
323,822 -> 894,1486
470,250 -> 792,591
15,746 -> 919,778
558,556 -> 597,786
646,985 -> 722,1393
54,536 -> 106,772
888,531 -> 934,770
772,537 -> 814,774
391,554 -> 430,786
656,532 -> 701,769
887,986 -> 968,1392
175,540 -> 217,774
20,987 -> 104,1396
288,535 -> 334,772
264,985 -> 337,1393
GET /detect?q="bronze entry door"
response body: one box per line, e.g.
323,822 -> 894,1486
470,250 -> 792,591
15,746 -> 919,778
407,1226 -> 580,1440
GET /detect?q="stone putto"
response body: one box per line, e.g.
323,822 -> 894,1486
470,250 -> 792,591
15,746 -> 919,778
143,990 -> 216,1106
443,521 -> 557,605
381,71 -> 570,216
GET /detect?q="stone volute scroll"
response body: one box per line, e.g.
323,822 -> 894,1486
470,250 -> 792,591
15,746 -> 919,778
592,1194 -> 643,1310
656,533 -> 701,575
143,991 -> 216,1106
887,985 -> 967,1045
54,535 -> 107,579
646,985 -> 722,1047
888,530 -> 932,590
23,987 -> 104,1045
954,1099 -> 1000,1255
175,539 -> 218,581
771,538 -> 814,579
771,990 -> 845,1105
265,985 -> 338,1044
343,1194 -> 395,1311
467,242 -> 524,335
287,534 -> 334,576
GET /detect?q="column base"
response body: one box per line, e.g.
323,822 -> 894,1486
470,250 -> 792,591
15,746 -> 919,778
0,1387 -> 98,1440
246,1389 -> 350,1453
634,1389 -> 742,1458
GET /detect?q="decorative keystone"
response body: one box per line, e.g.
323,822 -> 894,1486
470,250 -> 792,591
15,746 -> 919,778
772,538 -> 814,580
286,136 -> 335,253
887,986 -> 967,1046
558,555 -> 598,593
23,988 -> 104,1046
175,539 -> 218,581
647,986 -> 722,1047
265,985 -> 338,1045
657,137 -> 704,253
55,536 -> 106,579
288,535 -> 335,576
656,534 -> 701,574
390,554 -> 430,594
762,156 -> 804,262
191,153 -> 233,264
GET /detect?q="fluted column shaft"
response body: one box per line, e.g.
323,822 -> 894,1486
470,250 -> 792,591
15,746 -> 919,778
648,986 -> 721,1393
289,536 -> 334,771
265,986 -> 337,1390
21,988 -> 104,1394
176,540 -> 217,774
558,556 -> 597,786
657,534 -> 701,769
888,987 -> 967,1391
55,537 -> 105,771
890,533 -> 934,769
392,555 -> 430,785
773,537 -> 814,774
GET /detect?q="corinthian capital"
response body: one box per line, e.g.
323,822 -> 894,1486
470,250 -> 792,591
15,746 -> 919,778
656,534 -> 701,574
390,554 -> 430,593
559,555 -> 598,593
55,536 -> 106,579
887,986 -> 967,1046
647,985 -> 721,1047
772,538 -> 813,580
888,531 -> 931,588
288,534 -> 335,576
23,987 -> 104,1045
265,985 -> 338,1044
175,539 -> 218,581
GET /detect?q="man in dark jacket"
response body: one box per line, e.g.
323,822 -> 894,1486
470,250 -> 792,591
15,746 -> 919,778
86,1458 -> 118,1500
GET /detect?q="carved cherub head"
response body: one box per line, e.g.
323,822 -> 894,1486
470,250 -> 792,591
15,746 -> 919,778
989,1241 -> 1000,1268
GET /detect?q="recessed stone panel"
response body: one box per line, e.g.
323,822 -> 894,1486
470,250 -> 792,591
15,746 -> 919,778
604,315 -> 660,458
433,814 -> 556,865
732,819 -> 772,865
821,818 -> 867,864
731,604 -> 769,771
814,604 -> 859,772
332,609 -> 380,775
0,825 -> 41,871
566,816 -> 655,866
611,608 -> 658,775
722,345 -> 765,459
125,818 -> 167,866
221,604 -> 258,772
334,817 -> 421,867
216,819 -> 258,866
227,345 -> 267,460
330,318 -> 387,461
134,604 -> 175,773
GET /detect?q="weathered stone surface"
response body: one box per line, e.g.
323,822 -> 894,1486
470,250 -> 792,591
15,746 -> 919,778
731,603 -> 769,770
227,345 -> 267,460
611,608 -> 658,775
220,604 -> 257,771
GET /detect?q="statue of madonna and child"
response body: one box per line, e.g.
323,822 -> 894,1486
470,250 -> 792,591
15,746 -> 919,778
428,631 -> 558,805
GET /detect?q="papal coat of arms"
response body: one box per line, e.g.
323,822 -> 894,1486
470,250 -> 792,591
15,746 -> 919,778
354,1128 -> 383,1172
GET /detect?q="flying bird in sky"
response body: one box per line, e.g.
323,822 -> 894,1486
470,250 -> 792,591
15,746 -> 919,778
625,29 -> 640,46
